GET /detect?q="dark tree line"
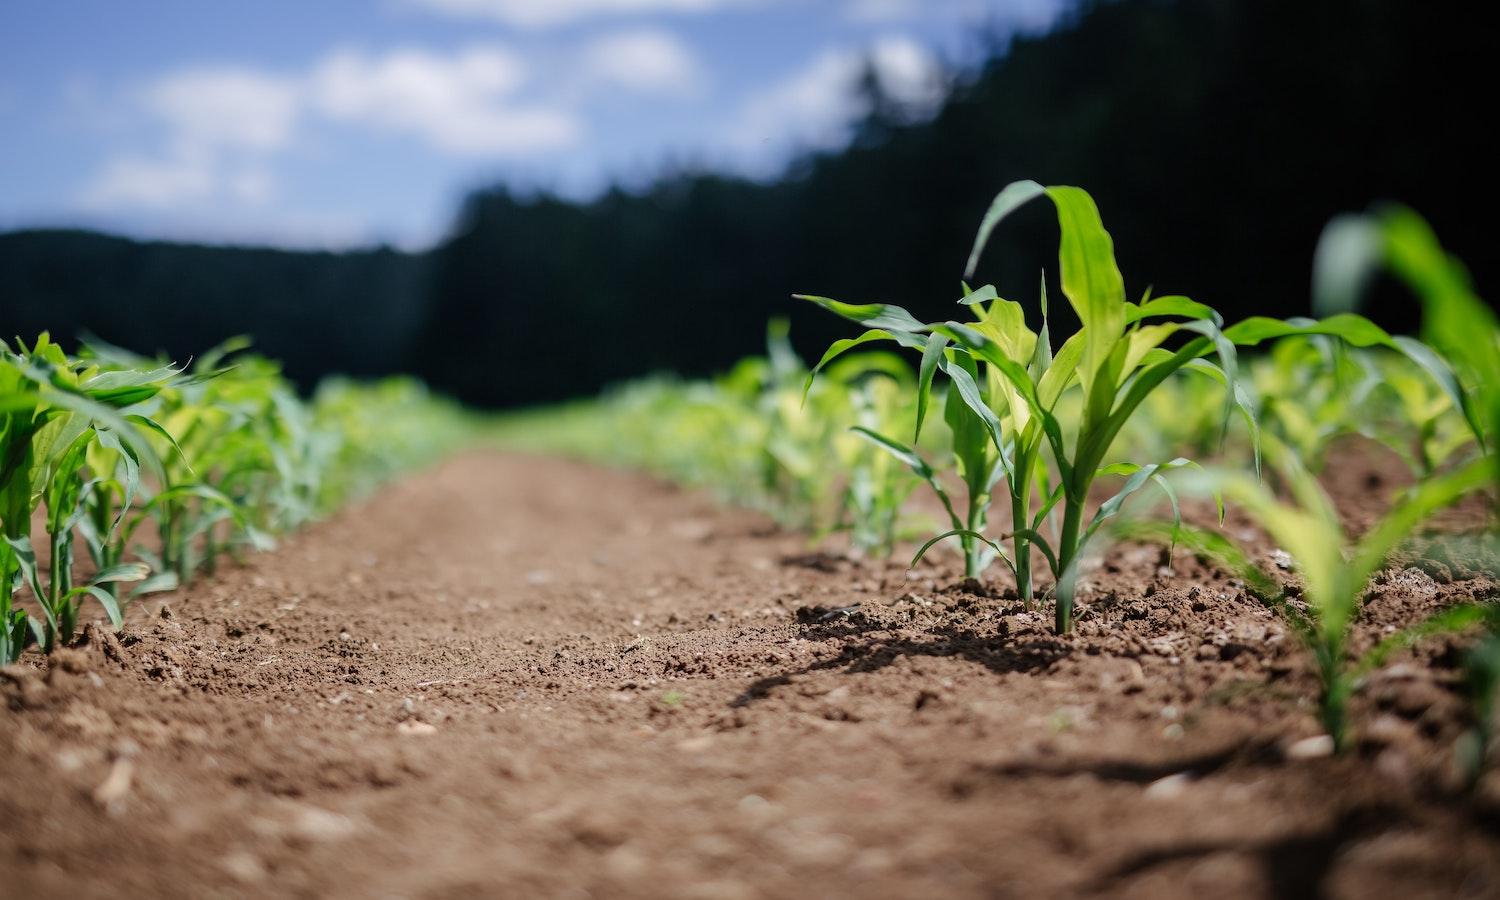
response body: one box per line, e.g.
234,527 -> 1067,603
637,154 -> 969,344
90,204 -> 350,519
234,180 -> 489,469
0,229 -> 429,385
3,0 -> 1494,406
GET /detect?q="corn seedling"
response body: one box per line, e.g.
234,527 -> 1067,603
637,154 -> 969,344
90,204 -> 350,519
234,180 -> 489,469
1,334 -> 480,662
1316,206 -> 1498,491
832,361 -> 922,555
1126,439 -> 1495,750
1252,334 -> 1384,472
0,334 -> 175,658
803,181 -> 1435,633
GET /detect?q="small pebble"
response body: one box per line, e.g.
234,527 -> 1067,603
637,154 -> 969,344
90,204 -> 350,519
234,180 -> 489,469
1285,734 -> 1335,760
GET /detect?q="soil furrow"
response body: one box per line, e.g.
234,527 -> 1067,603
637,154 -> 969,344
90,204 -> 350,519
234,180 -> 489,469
3,451 -> 1497,899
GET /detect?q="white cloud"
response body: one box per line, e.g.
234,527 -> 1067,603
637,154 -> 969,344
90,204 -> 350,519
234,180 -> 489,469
407,0 -> 736,29
80,42 -> 590,217
845,0 -> 1063,28
844,0 -> 923,22
731,36 -> 943,158
866,36 -> 946,108
144,68 -> 299,154
310,46 -> 580,155
81,155 -> 216,209
70,28 -> 716,236
578,29 -> 704,96
80,152 -> 276,210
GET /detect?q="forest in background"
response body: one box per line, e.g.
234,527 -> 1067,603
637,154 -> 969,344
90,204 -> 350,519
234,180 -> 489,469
2,0 -> 1492,407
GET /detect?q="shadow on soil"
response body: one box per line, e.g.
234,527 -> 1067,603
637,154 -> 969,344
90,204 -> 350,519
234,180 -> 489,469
1086,803 -> 1407,900
979,736 -> 1282,785
730,612 -> 1067,708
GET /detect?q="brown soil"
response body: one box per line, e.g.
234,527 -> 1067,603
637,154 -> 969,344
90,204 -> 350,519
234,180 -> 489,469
2,449 -> 1497,899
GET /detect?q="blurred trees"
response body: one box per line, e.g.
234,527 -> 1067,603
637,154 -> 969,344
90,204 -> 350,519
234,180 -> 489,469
0,229 -> 428,385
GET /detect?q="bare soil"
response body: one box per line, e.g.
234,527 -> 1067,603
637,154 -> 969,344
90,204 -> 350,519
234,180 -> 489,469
3,449 -> 1498,899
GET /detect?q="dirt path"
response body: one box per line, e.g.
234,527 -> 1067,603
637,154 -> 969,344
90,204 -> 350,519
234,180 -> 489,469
3,452 -> 1498,899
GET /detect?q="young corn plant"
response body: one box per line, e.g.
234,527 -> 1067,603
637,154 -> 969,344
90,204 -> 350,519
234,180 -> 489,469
1316,205 -> 1499,489
803,181 -> 1433,633
1369,353 -> 1477,478
822,352 -> 920,556
1252,334 -> 1384,472
0,335 -> 172,658
78,337 -> 355,591
1125,440 -> 1495,750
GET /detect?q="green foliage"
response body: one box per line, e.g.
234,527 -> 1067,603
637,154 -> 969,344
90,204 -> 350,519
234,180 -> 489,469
1,333 -> 170,658
1316,206 -> 1499,493
0,335 -> 476,663
803,182 -> 1420,633
493,322 -> 922,553
1130,441 -> 1494,750
1460,618 -> 1500,786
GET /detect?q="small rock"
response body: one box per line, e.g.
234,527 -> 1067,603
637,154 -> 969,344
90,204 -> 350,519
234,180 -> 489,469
1145,772 -> 1192,799
289,805 -> 358,842
1271,549 -> 1294,570
1361,715 -> 1410,748
92,757 -> 134,812
1284,734 -> 1335,760
397,721 -> 437,736
220,850 -> 267,884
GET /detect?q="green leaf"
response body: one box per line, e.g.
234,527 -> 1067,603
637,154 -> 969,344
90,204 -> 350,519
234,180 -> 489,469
793,295 -> 929,333
131,572 -> 180,598
1045,185 -> 1127,398
938,355 -> 1006,459
914,332 -> 949,441
92,563 -> 151,585
964,180 -> 1046,279
1354,603 -> 1488,678
1312,214 -> 1383,316
850,426 -> 932,477
1007,528 -> 1060,576
1115,519 -> 1282,602
1125,295 -> 1221,325
911,529 -> 1012,572
67,584 -> 123,630
1223,313 -> 1396,348
957,284 -> 1000,306
1084,458 -> 1197,546
803,328 -> 905,401
1348,455 -> 1494,591
850,426 -> 963,531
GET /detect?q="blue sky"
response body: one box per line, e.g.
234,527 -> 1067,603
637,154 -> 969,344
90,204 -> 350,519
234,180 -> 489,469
1,0 -> 1066,249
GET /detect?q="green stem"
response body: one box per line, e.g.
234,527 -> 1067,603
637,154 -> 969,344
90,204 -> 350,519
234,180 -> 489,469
1054,493 -> 1086,634
0,558 -> 15,663
1318,639 -> 1350,752
1012,484 -> 1032,609
1322,675 -> 1350,753
48,527 -> 74,650
964,487 -> 986,578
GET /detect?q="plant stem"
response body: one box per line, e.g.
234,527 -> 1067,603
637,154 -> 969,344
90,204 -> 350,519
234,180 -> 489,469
1322,674 -> 1350,753
1012,486 -> 1032,609
1054,493 -> 1086,634
964,487 -> 985,578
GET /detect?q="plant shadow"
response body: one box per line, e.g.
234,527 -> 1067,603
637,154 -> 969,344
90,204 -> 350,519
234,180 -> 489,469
730,613 -> 1068,708
1085,803 -> 1405,900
